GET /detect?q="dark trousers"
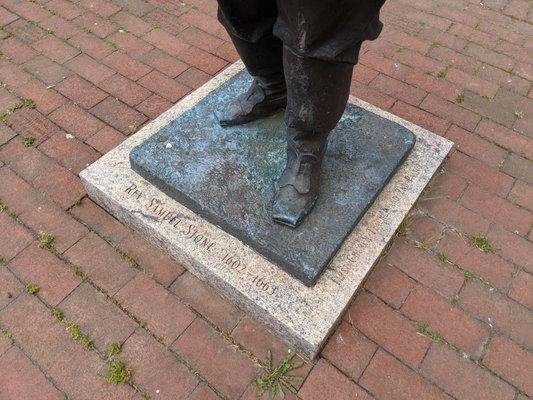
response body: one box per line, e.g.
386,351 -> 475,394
217,0 -> 384,134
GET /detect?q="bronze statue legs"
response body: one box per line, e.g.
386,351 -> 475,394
215,0 -> 381,227
272,47 -> 354,227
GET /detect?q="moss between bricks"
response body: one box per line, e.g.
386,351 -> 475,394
416,322 -> 443,342
108,341 -> 122,356
51,307 -> 93,349
396,213 -> 412,236
21,136 -> 35,147
38,232 -> 56,252
25,283 -> 39,295
0,197 -> 144,392
0,98 -> 36,127
471,235 -> 492,252
464,270 -> 476,282
437,252 -> 449,263
68,195 -> 83,209
104,359 -> 132,384
103,341 -> 133,385
2,327 -> 12,339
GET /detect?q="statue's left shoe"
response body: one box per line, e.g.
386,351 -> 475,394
215,76 -> 286,127
272,128 -> 328,228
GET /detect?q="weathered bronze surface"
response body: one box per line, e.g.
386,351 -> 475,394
216,0 -> 388,227
130,71 -> 415,286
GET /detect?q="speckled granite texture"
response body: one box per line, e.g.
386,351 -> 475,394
80,62 -> 453,359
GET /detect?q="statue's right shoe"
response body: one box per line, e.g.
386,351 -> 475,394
215,78 -> 287,127
272,128 -> 328,228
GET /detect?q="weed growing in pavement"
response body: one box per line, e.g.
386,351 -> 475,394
66,321 -> 93,348
471,235 -> 492,252
437,252 -> 449,263
0,97 -> 35,126
1,27 -> 13,40
451,344 -> 469,358
415,240 -> 432,250
21,136 -> 35,147
456,92 -> 465,103
451,294 -> 460,305
397,214 -> 413,236
108,341 -> 122,356
25,283 -> 39,295
127,123 -> 139,135
2,327 -> 12,339
104,359 -> 132,384
464,270 -> 476,282
106,40 -> 118,49
479,276 -> 490,285
116,248 -> 141,270
68,195 -> 83,208
52,308 -> 63,321
51,307 -> 93,348
38,232 -> 55,252
251,350 -> 303,399
416,322 -> 443,342
103,341 -> 132,385
436,70 -> 447,78
514,110 -> 524,119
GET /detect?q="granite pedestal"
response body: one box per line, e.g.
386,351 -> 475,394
80,62 -> 453,359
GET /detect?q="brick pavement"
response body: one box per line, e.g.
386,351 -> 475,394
0,0 -> 532,399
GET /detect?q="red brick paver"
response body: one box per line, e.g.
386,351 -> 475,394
0,0 -> 531,399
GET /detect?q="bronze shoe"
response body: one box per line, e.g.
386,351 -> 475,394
272,129 -> 327,228
216,78 -> 286,127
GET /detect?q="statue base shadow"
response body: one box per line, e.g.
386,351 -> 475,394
129,70 -> 415,287
80,62 -> 453,359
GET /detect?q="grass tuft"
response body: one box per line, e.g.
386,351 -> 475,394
415,240 -> 431,250
416,322 -> 443,342
104,359 -> 132,384
471,235 -> 492,252
2,327 -> 12,339
251,351 -> 303,399
464,270 -> 476,282
66,322 -> 93,348
437,252 -> 449,263
451,294 -> 460,305
25,283 -> 39,295
20,98 -> 36,109
52,308 -> 64,321
108,341 -> 122,356
21,136 -> 35,147
68,195 -> 83,208
38,232 -> 55,251
397,214 -> 413,236
456,92 -> 465,103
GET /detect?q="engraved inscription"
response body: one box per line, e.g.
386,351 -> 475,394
124,182 -> 278,296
